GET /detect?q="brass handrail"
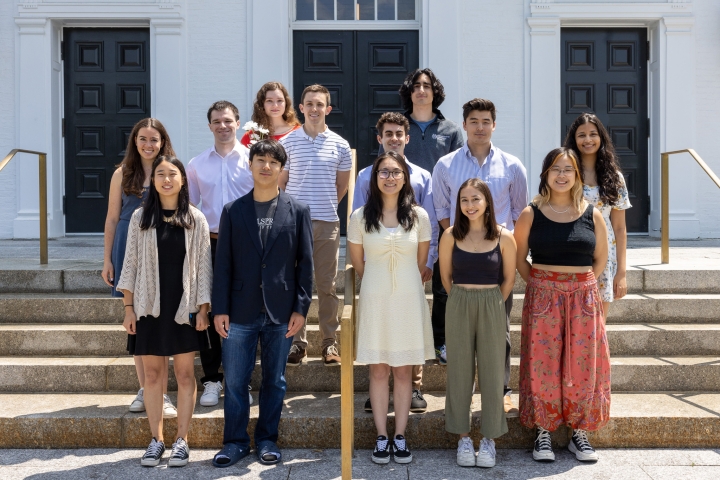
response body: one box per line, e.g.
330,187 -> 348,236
340,149 -> 357,480
0,149 -> 49,264
661,148 -> 720,263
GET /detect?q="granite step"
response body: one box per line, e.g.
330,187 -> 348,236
1,355 -> 719,393
2,323 -> 719,357
0,391 -> 717,449
2,293 -> 719,324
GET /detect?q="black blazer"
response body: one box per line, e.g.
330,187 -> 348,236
212,190 -> 313,324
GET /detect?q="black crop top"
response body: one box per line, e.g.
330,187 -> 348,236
528,204 -> 596,266
452,241 -> 504,285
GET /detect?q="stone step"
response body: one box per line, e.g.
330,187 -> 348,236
3,293 -> 719,324
2,355 -> 719,393
0,391 -> 717,449
2,323 -> 719,357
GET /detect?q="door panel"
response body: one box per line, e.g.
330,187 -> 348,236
63,28 -> 150,233
562,28 -> 649,233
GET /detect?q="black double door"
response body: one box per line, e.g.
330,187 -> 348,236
63,28 -> 151,233
562,28 -> 649,233
293,30 -> 419,230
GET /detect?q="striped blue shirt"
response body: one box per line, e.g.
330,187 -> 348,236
351,158 -> 439,269
281,127 -> 353,222
432,143 -> 529,230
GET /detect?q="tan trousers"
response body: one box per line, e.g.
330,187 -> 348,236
294,220 -> 340,350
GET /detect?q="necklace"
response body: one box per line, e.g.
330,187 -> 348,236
162,210 -> 177,223
467,230 -> 486,252
547,202 -> 571,214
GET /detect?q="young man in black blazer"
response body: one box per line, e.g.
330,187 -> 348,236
211,139 -> 313,467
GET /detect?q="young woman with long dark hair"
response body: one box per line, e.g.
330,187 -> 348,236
118,155 -> 212,467
101,118 -> 176,415
348,151 -> 435,466
564,113 -> 631,315
514,147 -> 609,463
438,178 -> 516,468
240,81 -> 301,146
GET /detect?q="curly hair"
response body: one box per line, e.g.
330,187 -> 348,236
376,111 -> 410,135
398,68 -> 446,112
119,118 -> 176,197
363,151 -> 417,233
251,82 -> 301,136
564,113 -> 624,206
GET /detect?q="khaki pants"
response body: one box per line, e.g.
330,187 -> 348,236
444,285 -> 508,439
294,220 -> 340,350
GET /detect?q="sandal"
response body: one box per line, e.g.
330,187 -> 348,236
212,443 -> 250,468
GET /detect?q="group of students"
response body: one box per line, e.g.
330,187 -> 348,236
102,67 -> 631,469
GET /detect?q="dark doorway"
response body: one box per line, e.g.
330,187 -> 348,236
561,28 -> 649,232
293,30 -> 419,231
63,28 -> 151,233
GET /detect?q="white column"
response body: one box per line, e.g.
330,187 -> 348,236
249,0 -> 291,111
427,0 -> 462,126
150,19 -> 187,162
662,16 -> 698,239
527,17 -> 561,197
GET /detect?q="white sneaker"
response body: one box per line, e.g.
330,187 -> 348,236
476,438 -> 496,468
248,385 -> 253,406
533,427 -> 555,462
129,388 -> 145,412
569,429 -> 599,462
199,381 -> 223,407
163,394 -> 177,417
456,436 -> 476,467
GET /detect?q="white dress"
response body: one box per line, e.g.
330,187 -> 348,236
347,206 -> 436,366
583,173 -> 632,302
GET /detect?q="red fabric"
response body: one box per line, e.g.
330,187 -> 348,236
519,268 -> 611,432
240,125 -> 301,147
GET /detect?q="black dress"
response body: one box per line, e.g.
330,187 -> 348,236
128,211 -> 210,356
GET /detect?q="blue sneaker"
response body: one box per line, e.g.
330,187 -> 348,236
435,345 -> 447,365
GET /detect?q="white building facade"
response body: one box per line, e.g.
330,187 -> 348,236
0,0 -> 718,238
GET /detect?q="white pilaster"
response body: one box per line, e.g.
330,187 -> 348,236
427,0 -> 462,126
249,0 -> 291,112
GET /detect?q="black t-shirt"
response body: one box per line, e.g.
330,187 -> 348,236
255,195 -> 278,251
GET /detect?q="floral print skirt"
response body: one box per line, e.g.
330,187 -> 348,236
519,269 -> 611,432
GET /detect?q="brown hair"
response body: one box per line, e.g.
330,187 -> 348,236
206,100 -> 239,123
452,178 -> 500,242
119,118 -> 176,197
533,147 -> 588,212
300,84 -> 331,105
251,82 -> 301,136
462,98 -> 496,122
376,112 -> 410,135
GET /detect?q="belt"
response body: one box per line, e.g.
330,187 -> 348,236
209,232 -> 218,240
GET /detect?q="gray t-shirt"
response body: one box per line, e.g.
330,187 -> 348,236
255,195 -> 278,250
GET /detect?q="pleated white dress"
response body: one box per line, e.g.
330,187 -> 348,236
347,206 -> 436,367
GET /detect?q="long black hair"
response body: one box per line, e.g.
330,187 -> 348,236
363,151 -> 417,233
452,178 -> 499,242
140,155 -> 194,230
564,112 -> 624,206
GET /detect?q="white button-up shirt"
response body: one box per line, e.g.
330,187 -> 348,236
186,141 -> 253,232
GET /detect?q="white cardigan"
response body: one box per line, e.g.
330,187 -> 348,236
117,205 -> 212,325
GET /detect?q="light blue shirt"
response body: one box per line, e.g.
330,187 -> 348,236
351,158 -> 439,269
432,143 -> 529,230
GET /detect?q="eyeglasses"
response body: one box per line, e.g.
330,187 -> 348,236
377,170 -> 405,180
549,167 -> 576,176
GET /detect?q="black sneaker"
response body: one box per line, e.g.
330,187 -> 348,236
371,435 -> 391,464
168,437 -> 190,467
410,389 -> 427,413
391,435 -> 413,464
569,429 -> 599,462
140,437 -> 165,466
532,427 -> 555,462
364,397 -> 372,413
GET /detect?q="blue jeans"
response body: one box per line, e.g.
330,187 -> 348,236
222,312 -> 293,449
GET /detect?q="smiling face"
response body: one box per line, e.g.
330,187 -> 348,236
546,154 -> 578,194
575,122 -> 601,157
299,92 -> 332,127
459,185 -> 487,221
411,73 -> 434,108
250,153 -> 283,188
463,110 -> 495,148
264,89 -> 287,120
135,127 -> 163,162
153,159 -> 183,199
377,123 -> 409,156
376,157 -> 406,196
209,108 -> 240,145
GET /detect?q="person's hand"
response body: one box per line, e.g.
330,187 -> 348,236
101,261 -> 114,287
195,311 -> 210,331
123,310 -> 137,335
613,273 -> 627,300
420,266 -> 433,283
214,314 -> 230,338
286,312 -> 305,338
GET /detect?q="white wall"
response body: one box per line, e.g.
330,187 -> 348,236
0,1 -> 16,238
